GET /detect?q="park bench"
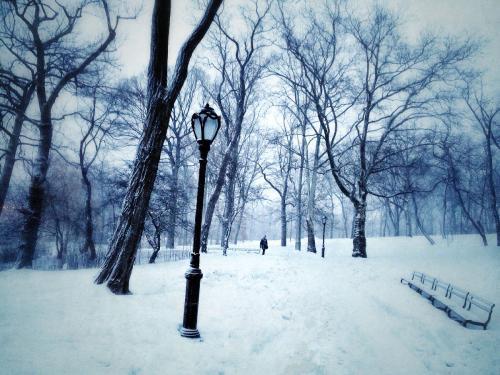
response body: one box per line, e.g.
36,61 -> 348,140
400,271 -> 495,330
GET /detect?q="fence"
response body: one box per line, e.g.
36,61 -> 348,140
29,248 -> 191,271
2,247 -> 260,271
206,247 -> 260,254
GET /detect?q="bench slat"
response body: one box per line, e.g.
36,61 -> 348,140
401,271 -> 495,330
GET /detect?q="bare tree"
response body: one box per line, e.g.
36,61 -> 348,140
0,5 -> 37,217
439,135 -> 489,245
162,70 -> 201,249
260,114 -> 294,246
96,0 -> 223,294
6,0 -> 127,268
73,77 -> 119,262
463,79 -> 500,245
199,0 -> 271,254
232,133 -> 264,244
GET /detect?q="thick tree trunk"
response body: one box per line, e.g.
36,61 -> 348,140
0,85 -> 34,217
306,218 -> 316,253
81,170 -> 97,261
352,200 -> 367,258
0,114 -> 24,217
95,0 -> 223,293
306,133 -> 320,253
16,111 -> 52,268
95,0 -> 172,293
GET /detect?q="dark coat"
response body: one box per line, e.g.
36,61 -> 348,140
260,238 -> 268,250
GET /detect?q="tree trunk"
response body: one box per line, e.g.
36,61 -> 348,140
306,133 -> 320,253
149,248 -> 160,263
95,0 -> 223,293
148,228 -> 161,264
447,151 -> 488,246
165,162 -> 179,249
232,204 -> 245,245
0,113 -> 24,217
485,138 -> 500,246
294,121 -> 306,250
411,193 -> 435,245
405,202 -> 412,237
352,200 -> 367,258
441,183 -> 448,239
280,194 -> 287,247
200,127 -> 243,254
221,148 -> 238,255
340,196 -> 349,238
0,85 -> 34,217
16,111 -> 52,268
306,218 -> 316,253
81,169 -> 97,261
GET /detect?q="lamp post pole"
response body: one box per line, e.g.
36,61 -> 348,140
180,103 -> 220,339
321,216 -> 327,258
180,141 -> 210,338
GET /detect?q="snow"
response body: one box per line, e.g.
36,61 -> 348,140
1,235 -> 499,374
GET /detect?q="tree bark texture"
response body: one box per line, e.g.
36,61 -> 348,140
95,0 -> 223,293
0,84 -> 35,217
352,200 -> 367,258
306,133 -> 320,253
16,111 -> 52,268
81,169 -> 97,261
221,147 -> 238,255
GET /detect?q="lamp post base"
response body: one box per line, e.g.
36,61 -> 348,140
321,246 -> 325,258
181,266 -> 203,338
179,327 -> 201,338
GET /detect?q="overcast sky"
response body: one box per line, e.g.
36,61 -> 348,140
115,0 -> 500,90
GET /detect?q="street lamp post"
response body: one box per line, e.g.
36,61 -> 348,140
321,216 -> 327,258
180,103 -> 221,338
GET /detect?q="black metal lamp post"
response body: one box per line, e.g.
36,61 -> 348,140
321,216 -> 327,258
180,103 -> 221,338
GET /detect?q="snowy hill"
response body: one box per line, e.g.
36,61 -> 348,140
1,235 -> 499,374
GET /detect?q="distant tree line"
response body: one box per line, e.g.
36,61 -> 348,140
0,0 -> 498,292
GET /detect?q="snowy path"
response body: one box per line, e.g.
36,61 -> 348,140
1,235 -> 499,374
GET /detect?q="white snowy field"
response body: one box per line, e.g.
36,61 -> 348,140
0,235 -> 499,375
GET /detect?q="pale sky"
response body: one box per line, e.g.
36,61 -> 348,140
115,0 -> 500,90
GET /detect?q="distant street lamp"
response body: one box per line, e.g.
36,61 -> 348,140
321,216 -> 327,258
180,103 -> 221,338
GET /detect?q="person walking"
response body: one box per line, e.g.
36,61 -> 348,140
260,235 -> 268,255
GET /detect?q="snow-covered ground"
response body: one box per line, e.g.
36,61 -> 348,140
0,235 -> 499,375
